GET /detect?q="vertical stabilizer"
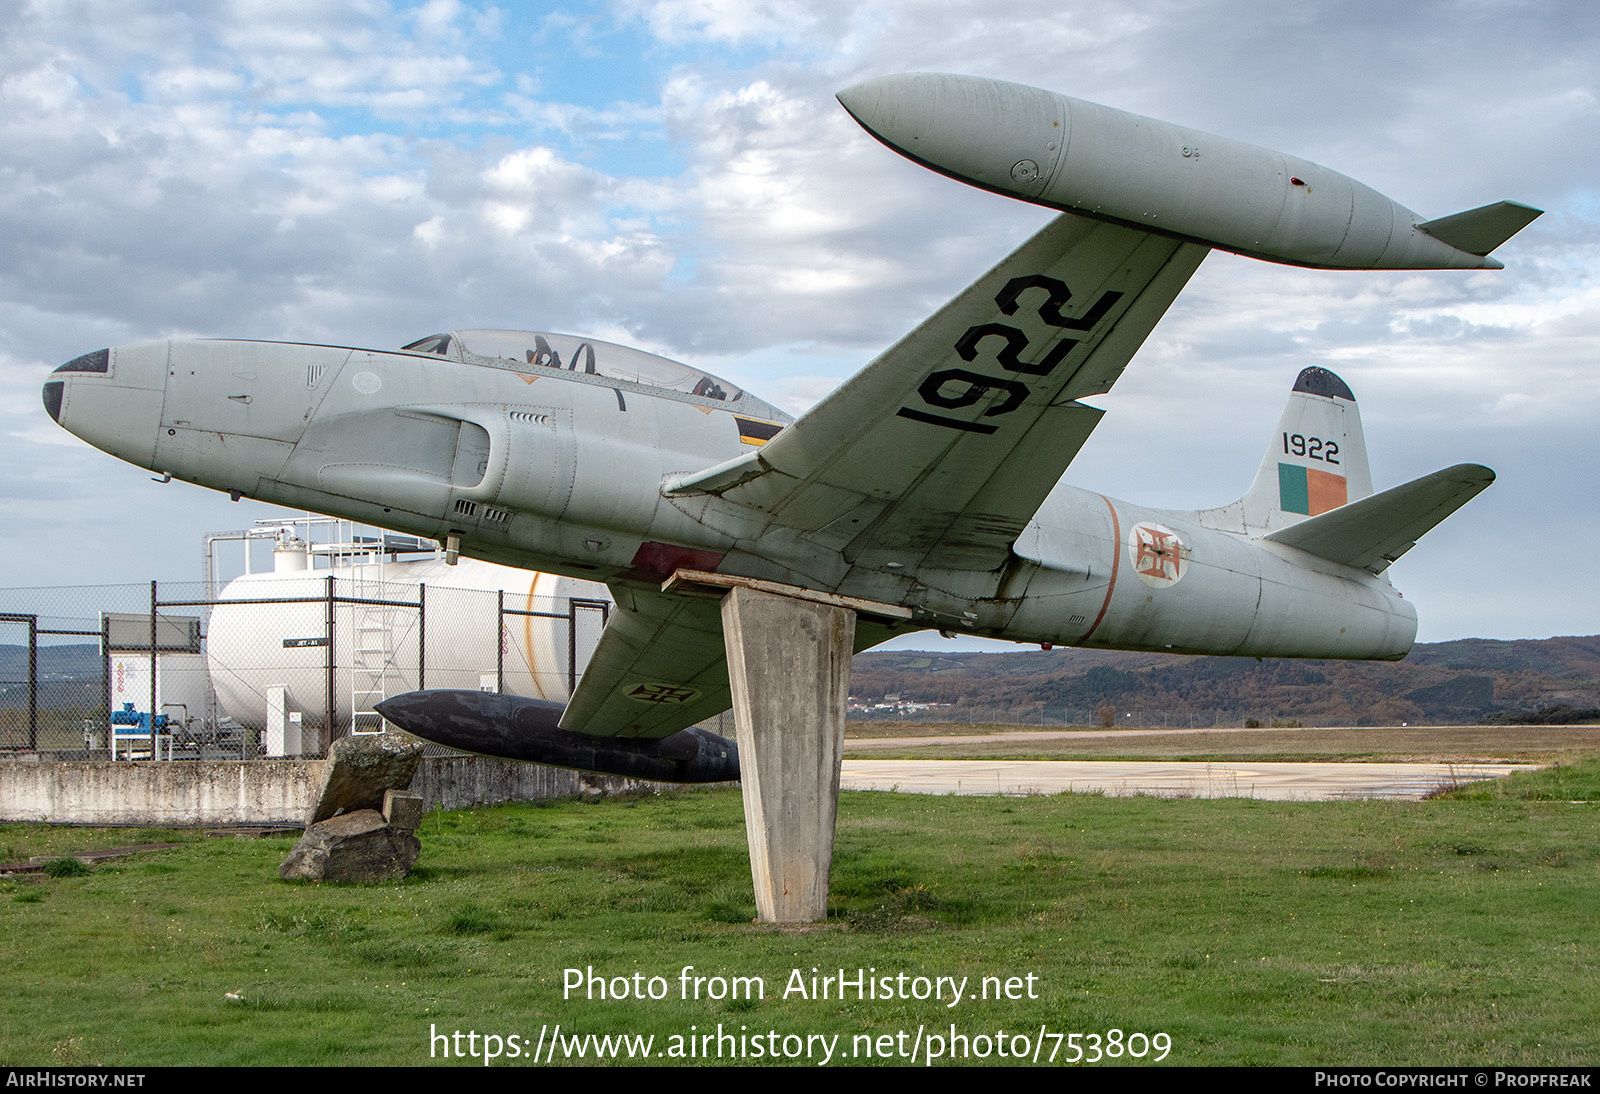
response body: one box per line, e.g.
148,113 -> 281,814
1198,367 -> 1373,535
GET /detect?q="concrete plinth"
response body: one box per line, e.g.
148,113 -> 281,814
721,585 -> 856,923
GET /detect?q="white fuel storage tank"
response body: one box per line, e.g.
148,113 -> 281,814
206,552 -> 610,735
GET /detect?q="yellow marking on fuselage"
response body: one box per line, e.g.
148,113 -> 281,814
524,572 -> 551,701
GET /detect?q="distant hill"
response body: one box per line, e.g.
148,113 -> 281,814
849,636 -> 1600,726
5,637 -> 1597,726
0,643 -> 102,681
0,644 -> 104,711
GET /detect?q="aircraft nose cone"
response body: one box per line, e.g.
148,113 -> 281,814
43,342 -> 169,469
837,72 -> 1064,198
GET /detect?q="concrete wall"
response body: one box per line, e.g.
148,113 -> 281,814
0,758 -> 320,826
411,756 -> 616,810
0,755 -> 637,827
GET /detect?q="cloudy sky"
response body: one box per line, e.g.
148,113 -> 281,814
6,0 -> 1597,644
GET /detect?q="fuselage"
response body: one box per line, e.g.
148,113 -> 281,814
44,332 -> 1415,660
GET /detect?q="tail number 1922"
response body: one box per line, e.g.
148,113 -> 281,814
1283,433 -> 1340,463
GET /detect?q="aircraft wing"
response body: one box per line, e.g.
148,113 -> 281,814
557,586 -> 733,738
558,583 -> 900,738
570,213 -> 1205,738
668,212 -> 1209,573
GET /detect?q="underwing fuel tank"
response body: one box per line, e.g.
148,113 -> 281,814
375,690 -> 740,784
837,73 -> 1541,270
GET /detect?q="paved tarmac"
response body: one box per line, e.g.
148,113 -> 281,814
838,759 -> 1533,801
841,724 -> 1456,750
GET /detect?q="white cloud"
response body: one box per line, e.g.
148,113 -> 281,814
2,0 -> 1597,641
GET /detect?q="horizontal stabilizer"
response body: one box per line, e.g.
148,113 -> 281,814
1261,463 -> 1494,573
1418,201 -> 1542,257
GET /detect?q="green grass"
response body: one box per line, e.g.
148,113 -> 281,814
41,857 -> 92,878
1,764 -> 1597,1066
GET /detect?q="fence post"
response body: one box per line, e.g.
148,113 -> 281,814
418,583 -> 427,690
26,616 -> 37,750
149,580 -> 158,758
496,589 -> 505,694
100,613 -> 111,752
325,574 -> 336,748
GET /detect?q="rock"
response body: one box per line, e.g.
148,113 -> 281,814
383,789 -> 425,833
280,732 -> 428,882
310,732 -> 424,824
279,809 -> 421,882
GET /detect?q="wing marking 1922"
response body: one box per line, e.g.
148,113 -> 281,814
896,274 -> 1125,434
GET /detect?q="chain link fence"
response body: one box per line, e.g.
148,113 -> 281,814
0,579 -> 607,760
1,579 -> 1298,761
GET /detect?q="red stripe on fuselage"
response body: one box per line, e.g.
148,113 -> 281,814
1078,495 -> 1121,645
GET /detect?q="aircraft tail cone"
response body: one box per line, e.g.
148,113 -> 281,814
375,690 -> 739,784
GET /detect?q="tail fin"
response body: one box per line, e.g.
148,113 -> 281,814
1198,366 -> 1373,535
1418,200 -> 1542,260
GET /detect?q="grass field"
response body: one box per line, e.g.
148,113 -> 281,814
1,754 -> 1596,1067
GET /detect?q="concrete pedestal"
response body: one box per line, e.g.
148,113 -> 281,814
721,585 -> 856,923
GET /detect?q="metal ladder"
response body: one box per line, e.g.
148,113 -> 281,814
347,566 -> 400,735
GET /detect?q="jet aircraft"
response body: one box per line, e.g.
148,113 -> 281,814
44,74 -> 1539,920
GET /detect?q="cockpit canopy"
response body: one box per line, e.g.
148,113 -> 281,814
401,329 -> 787,422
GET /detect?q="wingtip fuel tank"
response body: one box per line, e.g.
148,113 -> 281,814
837,72 -> 1540,270
375,690 -> 740,784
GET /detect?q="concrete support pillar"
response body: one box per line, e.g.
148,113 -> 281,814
721,585 -> 856,923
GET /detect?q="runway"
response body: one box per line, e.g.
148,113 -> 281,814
838,759 -> 1534,801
